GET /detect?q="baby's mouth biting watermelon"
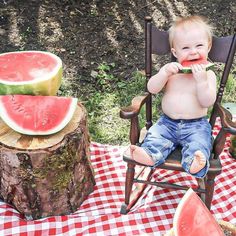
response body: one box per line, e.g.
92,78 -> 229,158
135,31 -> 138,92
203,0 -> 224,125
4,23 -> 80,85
179,58 -> 214,74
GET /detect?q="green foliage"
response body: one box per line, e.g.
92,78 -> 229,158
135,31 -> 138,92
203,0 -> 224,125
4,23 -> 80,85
222,66 -> 236,103
86,93 -> 129,144
84,62 -> 148,145
95,62 -> 116,90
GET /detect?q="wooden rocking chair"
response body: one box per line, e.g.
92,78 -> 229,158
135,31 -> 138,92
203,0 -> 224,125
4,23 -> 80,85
120,16 -> 236,214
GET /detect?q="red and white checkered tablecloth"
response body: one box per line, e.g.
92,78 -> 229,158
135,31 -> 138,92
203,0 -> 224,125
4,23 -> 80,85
0,123 -> 236,236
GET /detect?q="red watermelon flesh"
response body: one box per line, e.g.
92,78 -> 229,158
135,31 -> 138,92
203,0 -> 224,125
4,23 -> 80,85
182,58 -> 210,66
0,51 -> 58,82
0,95 -> 78,135
180,58 -> 214,73
173,188 -> 224,236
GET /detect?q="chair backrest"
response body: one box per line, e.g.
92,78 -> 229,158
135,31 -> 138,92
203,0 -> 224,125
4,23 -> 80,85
144,16 -> 236,128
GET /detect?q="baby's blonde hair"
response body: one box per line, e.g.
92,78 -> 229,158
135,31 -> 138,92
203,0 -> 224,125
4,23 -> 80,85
169,15 -> 213,48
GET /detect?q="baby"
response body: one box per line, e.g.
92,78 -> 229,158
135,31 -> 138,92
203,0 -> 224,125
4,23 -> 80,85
126,15 -> 217,178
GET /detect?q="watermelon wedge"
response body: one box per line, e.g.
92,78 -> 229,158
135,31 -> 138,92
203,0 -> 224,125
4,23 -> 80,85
0,51 -> 62,95
0,95 -> 78,135
179,58 -> 214,74
173,188 -> 224,236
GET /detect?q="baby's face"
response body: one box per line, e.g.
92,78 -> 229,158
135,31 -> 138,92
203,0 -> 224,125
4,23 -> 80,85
171,26 -> 210,64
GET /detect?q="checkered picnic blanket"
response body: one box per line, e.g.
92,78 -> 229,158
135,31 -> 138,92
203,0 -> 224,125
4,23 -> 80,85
0,122 -> 236,235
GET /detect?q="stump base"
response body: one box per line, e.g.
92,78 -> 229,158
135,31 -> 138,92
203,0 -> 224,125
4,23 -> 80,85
0,103 -> 95,220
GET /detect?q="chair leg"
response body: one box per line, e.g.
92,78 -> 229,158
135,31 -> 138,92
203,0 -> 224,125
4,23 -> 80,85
205,173 -> 216,210
120,163 -> 135,214
120,163 -> 153,214
197,178 -> 206,203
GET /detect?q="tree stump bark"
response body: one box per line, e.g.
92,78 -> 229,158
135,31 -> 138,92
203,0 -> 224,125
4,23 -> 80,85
0,103 -> 95,220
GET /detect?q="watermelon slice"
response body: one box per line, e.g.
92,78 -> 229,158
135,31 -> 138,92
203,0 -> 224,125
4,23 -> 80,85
0,51 -> 62,95
173,188 -> 224,236
0,95 -> 78,135
179,58 -> 214,74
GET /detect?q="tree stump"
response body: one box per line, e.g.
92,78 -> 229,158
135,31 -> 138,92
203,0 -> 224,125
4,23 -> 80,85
0,103 -> 95,220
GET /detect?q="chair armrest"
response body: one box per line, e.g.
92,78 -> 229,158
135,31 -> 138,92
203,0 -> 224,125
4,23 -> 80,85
215,103 -> 236,135
120,92 -> 150,119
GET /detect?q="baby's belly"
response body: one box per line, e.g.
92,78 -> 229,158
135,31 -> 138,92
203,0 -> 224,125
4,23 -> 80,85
161,93 -> 208,119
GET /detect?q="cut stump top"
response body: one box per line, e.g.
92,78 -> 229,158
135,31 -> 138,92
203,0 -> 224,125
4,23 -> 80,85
0,103 -> 85,150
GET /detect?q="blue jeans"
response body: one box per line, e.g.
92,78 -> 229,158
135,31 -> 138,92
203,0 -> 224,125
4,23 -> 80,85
141,114 -> 212,178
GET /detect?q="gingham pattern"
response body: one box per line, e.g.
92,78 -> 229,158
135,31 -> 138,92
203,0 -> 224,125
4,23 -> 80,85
0,122 -> 236,236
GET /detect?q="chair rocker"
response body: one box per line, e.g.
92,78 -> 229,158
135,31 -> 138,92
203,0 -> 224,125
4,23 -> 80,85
120,16 -> 236,214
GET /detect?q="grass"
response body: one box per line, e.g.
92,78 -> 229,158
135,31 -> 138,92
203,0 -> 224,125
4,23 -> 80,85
83,64 -> 150,145
60,62 -> 236,146
222,66 -> 236,103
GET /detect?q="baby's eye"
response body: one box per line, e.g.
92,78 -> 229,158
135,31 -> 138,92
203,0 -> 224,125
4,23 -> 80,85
197,44 -> 203,47
182,47 -> 189,50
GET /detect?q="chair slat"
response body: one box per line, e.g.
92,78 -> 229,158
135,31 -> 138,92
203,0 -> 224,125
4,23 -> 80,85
151,26 -> 170,55
209,35 -> 235,63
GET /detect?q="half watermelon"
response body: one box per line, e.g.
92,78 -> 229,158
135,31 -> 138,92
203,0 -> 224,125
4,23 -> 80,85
0,51 -> 62,95
173,188 -> 224,236
0,95 -> 78,135
179,58 -> 214,74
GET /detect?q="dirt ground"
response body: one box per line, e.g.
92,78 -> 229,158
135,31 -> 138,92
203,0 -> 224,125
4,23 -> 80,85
0,0 -> 235,96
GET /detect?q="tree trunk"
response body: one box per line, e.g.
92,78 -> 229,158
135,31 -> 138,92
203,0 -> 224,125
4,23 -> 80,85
0,103 -> 95,220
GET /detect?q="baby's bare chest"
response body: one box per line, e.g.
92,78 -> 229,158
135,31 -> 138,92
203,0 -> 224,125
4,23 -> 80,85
165,75 -> 196,94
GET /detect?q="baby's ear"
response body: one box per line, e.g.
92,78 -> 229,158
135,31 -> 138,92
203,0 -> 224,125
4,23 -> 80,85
171,48 -> 177,58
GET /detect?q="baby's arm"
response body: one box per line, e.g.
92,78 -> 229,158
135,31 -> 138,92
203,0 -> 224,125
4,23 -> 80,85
147,62 -> 183,94
191,64 -> 217,107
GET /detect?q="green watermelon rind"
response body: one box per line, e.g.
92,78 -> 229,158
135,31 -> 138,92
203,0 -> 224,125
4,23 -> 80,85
0,96 -> 78,135
0,51 -> 62,95
179,62 -> 214,74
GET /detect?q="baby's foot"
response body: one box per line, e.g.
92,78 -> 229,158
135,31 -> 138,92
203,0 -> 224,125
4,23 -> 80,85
189,150 -> 206,174
124,145 -> 154,166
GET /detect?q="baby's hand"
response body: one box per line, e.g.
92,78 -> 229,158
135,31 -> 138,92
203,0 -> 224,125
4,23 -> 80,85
162,62 -> 183,76
191,64 -> 207,82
